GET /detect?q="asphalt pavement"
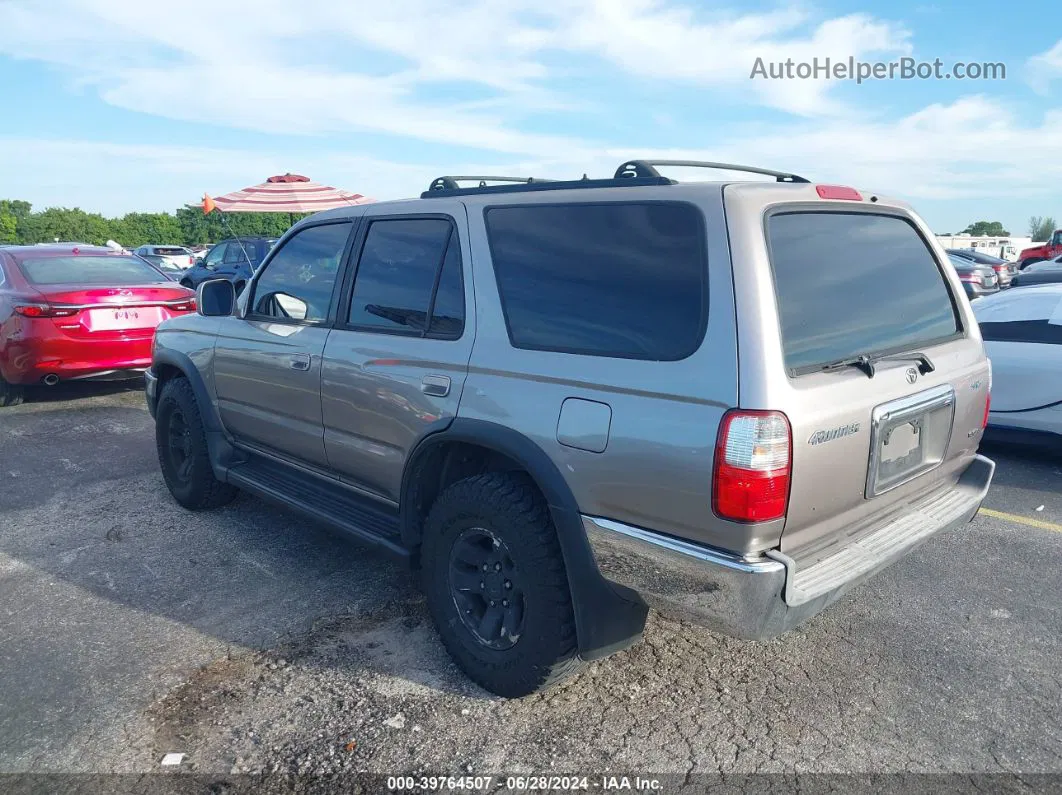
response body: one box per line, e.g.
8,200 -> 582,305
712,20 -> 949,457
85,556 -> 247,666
0,384 -> 1060,786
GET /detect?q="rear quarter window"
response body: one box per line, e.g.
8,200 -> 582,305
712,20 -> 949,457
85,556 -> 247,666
766,211 -> 961,373
485,202 -> 708,361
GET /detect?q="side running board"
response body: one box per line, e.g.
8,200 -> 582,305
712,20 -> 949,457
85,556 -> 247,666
226,452 -> 409,560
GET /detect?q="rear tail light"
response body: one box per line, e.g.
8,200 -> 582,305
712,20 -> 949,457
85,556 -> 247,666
982,361 -> 992,429
713,410 -> 792,522
14,303 -> 78,318
188,256 -> 195,266
957,273 -> 979,284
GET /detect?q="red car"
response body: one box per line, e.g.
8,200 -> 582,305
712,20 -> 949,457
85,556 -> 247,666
0,245 -> 196,407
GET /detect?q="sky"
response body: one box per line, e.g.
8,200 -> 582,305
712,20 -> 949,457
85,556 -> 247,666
1,0 -> 1061,235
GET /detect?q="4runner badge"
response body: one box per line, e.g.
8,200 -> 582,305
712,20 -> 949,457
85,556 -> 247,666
808,422 -> 861,446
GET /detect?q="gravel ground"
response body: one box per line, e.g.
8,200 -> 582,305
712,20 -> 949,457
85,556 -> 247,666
1,383 -> 1061,790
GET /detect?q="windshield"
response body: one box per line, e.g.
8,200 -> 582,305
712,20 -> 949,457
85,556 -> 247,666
18,255 -> 167,285
767,212 -> 961,373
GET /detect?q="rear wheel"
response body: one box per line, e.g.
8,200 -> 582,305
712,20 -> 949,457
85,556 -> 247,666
422,472 -> 583,697
156,377 -> 238,510
0,375 -> 24,408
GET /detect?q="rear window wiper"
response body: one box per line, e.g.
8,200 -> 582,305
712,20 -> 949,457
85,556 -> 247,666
821,351 -> 935,378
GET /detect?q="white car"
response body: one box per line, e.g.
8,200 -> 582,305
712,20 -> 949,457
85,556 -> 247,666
973,284 -> 1062,446
133,245 -> 195,270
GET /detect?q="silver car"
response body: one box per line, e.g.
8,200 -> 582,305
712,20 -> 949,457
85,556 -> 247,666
145,160 -> 994,696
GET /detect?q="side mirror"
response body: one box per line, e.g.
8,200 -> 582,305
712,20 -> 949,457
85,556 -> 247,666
196,279 -> 236,317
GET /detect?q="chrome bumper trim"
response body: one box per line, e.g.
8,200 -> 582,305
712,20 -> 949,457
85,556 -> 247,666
582,454 -> 995,641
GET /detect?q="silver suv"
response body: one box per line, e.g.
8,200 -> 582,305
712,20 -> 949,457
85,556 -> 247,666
146,160 -> 995,697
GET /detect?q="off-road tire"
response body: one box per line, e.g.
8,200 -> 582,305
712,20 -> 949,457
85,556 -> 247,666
0,375 -> 24,408
422,472 -> 584,697
156,377 -> 238,510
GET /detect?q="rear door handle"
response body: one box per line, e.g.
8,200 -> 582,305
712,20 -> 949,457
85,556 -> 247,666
289,353 -> 311,371
421,374 -> 451,397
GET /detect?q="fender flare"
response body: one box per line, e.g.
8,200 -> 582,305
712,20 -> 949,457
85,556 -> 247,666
152,348 -> 242,477
401,418 -> 648,659
152,348 -> 221,431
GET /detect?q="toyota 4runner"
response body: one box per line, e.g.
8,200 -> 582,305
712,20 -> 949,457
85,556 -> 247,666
146,160 -> 995,697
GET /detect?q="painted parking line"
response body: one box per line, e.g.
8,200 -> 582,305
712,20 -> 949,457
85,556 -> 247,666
979,507 -> 1062,534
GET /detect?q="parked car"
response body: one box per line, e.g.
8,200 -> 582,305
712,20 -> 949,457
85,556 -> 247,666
973,285 -> 1062,448
1011,257 -> 1062,287
134,245 -> 196,271
0,245 -> 196,407
178,238 -> 277,294
946,248 -> 1015,288
146,161 -> 994,696
1017,230 -> 1062,268
136,253 -> 184,280
946,252 -> 1000,299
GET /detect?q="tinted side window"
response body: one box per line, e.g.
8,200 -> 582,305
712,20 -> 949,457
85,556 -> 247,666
348,218 -> 463,338
485,203 -> 707,360
204,243 -> 227,266
250,223 -> 351,323
427,238 -> 465,338
224,241 -> 250,264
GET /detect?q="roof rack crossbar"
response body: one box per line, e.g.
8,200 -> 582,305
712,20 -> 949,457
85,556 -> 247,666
614,159 -> 810,184
427,175 -> 555,192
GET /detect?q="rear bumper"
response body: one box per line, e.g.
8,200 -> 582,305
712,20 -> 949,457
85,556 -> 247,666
584,454 -> 995,641
2,335 -> 153,385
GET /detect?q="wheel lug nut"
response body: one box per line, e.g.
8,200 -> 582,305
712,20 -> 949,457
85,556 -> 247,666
502,599 -> 509,607
489,600 -> 495,607
494,562 -> 502,571
480,581 -> 485,589
504,580 -> 512,589
482,564 -> 489,572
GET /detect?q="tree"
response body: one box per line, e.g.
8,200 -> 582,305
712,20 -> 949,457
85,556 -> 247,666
961,220 -> 1009,237
0,198 -> 306,247
1029,216 -> 1057,242
0,200 -> 31,243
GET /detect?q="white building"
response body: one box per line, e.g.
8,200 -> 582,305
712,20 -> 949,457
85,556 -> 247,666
935,234 -> 1036,262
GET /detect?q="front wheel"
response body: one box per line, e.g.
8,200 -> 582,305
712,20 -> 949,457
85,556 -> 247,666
422,472 -> 583,697
155,377 -> 238,510
0,374 -> 24,408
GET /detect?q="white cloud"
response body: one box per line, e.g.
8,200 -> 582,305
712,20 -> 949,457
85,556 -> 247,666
5,97 -> 1061,221
1028,39 -> 1062,94
0,0 -> 911,152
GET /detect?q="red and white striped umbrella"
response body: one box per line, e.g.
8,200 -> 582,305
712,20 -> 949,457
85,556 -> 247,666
207,173 -> 374,214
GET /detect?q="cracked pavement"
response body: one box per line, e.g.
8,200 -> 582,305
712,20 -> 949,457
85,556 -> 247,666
1,384 -> 1060,782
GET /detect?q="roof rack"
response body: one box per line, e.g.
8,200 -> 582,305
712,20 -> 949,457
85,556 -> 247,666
614,159 -> 810,184
421,173 -> 673,198
426,175 -> 555,192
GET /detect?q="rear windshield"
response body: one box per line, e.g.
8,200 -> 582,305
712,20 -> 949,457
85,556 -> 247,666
153,247 -> 187,256
767,212 -> 960,373
18,256 -> 166,285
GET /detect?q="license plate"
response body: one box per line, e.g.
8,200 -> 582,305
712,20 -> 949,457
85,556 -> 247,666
87,307 -> 163,331
866,385 -> 955,497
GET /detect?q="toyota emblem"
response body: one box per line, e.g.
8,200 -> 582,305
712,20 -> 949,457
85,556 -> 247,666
905,367 -> 918,384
